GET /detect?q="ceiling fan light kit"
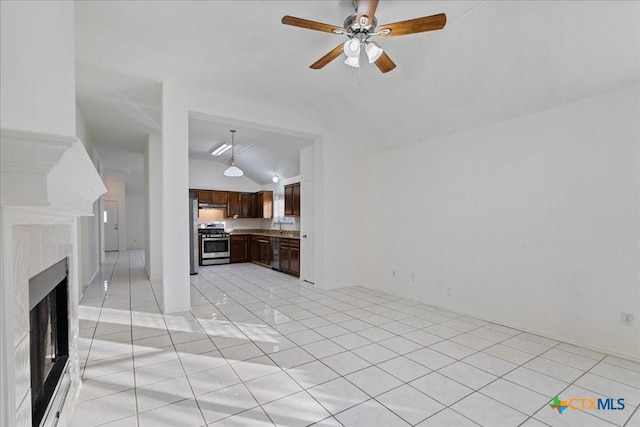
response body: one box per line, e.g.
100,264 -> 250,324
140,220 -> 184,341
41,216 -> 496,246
281,0 -> 447,73
343,39 -> 360,58
365,42 -> 383,63
223,129 -> 244,177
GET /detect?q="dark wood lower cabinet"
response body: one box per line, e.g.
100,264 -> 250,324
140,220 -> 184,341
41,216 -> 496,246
230,234 -> 299,277
230,235 -> 248,263
249,236 -> 270,267
279,238 -> 300,277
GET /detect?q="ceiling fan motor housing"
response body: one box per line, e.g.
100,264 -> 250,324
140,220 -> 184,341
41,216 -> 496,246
343,14 -> 377,37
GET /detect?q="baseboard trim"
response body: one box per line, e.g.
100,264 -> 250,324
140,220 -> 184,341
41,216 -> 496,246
364,285 -> 640,364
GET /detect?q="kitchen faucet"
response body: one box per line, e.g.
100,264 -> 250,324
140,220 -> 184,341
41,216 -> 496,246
276,219 -> 283,233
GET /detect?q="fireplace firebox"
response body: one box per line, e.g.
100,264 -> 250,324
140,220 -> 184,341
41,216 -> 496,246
29,258 -> 69,427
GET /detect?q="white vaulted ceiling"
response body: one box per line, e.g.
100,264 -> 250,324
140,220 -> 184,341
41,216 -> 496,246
75,1 -> 640,184
189,117 -> 314,185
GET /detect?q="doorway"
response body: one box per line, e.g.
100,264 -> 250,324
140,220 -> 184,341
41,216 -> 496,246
104,200 -> 119,251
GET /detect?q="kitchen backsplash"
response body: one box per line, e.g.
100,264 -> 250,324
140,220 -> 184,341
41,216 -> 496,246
217,217 -> 300,232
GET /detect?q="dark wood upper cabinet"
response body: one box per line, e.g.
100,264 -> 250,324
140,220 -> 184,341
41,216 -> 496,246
251,191 -> 273,219
261,191 -> 273,219
212,191 -> 227,204
252,192 -> 262,218
190,189 -> 273,219
241,193 -> 253,218
284,185 -> 293,216
284,183 -> 300,216
292,183 -> 300,216
227,192 -> 241,218
198,190 -> 213,204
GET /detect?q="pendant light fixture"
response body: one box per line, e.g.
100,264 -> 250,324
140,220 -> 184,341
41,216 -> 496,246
224,129 -> 243,177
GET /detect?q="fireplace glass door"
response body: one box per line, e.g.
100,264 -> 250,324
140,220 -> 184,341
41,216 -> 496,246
29,259 -> 69,427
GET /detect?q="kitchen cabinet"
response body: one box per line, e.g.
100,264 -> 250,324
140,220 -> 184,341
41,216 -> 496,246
279,238 -> 300,277
190,188 -> 273,219
212,191 -> 227,204
198,190 -> 213,204
252,191 -> 273,219
241,193 -> 253,218
227,192 -> 241,218
230,235 -> 248,263
292,184 -> 300,216
249,235 -> 270,266
284,183 -> 300,216
252,193 -> 261,218
196,190 -> 227,205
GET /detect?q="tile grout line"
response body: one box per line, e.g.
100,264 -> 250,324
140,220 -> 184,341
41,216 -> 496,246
142,253 -> 210,427
78,253 -> 118,380
195,266 -> 557,425
75,256 -> 640,427
127,251 -> 141,427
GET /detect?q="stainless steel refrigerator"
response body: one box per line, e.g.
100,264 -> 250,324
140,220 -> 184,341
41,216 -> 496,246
189,196 -> 199,275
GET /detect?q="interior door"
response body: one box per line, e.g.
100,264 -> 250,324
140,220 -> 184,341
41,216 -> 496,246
104,200 -> 119,251
300,181 -> 315,284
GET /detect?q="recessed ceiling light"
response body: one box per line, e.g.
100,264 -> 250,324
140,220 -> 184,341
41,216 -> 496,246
211,144 -> 231,156
272,175 -> 279,183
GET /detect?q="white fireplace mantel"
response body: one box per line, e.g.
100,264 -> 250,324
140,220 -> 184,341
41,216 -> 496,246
0,127 -> 107,214
0,127 -> 107,426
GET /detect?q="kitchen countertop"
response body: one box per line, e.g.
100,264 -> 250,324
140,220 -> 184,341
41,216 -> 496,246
228,229 -> 300,239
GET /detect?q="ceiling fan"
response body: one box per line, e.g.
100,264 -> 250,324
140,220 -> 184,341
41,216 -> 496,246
281,0 -> 446,73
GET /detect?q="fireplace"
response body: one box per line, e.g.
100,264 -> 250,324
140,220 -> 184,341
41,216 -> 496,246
29,258 -> 69,427
1,128 -> 106,426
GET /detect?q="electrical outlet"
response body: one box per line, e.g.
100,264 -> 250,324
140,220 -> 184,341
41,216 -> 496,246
621,312 -> 635,326
446,286 -> 451,296
411,272 -> 415,282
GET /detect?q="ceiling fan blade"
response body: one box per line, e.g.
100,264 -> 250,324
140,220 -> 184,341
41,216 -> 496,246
378,13 -> 446,37
374,51 -> 396,73
282,15 -> 345,34
310,44 -> 345,69
356,0 -> 379,27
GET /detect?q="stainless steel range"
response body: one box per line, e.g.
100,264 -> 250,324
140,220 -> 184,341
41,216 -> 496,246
199,224 -> 230,265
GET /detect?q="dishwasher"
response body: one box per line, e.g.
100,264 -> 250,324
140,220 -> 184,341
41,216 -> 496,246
270,237 -> 280,271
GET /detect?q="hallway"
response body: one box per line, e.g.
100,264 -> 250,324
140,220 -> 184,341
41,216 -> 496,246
71,251 -> 640,426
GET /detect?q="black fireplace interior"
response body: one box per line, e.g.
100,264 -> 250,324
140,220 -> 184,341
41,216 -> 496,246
29,258 -> 69,427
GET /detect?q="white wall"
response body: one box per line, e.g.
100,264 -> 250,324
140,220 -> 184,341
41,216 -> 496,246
358,86 -> 640,359
0,1 -> 76,136
76,107 -> 104,291
126,194 -> 145,249
104,178 -> 127,251
145,134 -> 162,282
0,2 -> 85,425
161,83 -> 191,313
189,158 -> 262,192
314,134 -> 360,290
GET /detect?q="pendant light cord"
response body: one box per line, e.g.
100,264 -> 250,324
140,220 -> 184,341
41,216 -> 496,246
230,129 -> 236,165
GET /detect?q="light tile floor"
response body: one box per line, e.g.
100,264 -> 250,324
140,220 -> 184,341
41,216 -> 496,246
71,251 -> 640,427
